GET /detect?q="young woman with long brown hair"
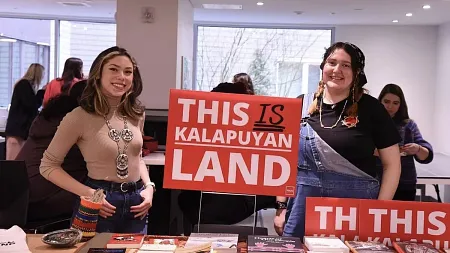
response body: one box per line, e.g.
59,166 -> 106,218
40,47 -> 155,233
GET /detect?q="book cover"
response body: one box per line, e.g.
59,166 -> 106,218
185,233 -> 238,249
392,242 -> 442,253
106,233 -> 145,249
248,235 -> 303,253
139,238 -> 179,251
303,237 -> 349,253
87,249 -> 126,253
344,241 -> 394,253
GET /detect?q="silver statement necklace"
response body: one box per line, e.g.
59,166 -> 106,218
104,112 -> 134,179
319,97 -> 348,129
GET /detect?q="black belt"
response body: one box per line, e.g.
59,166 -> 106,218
109,179 -> 144,193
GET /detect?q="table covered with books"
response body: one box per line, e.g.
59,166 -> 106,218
25,231 -> 449,253
26,234 -> 249,253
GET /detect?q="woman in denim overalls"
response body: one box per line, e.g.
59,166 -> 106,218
274,42 -> 402,239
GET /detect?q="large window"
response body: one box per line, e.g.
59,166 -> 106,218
0,37 -> 50,106
59,21 -> 116,77
195,26 -> 332,97
0,41 -> 11,106
0,17 -> 117,107
0,17 -> 54,107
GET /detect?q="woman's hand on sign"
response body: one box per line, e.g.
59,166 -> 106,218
274,208 -> 286,236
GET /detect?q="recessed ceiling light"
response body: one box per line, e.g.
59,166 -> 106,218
392,19 -> 399,23
58,2 -> 90,7
330,12 -> 336,15
294,11 -> 303,15
354,8 -> 363,11
257,2 -> 264,6
202,4 -> 243,10
423,5 -> 431,9
406,13 -> 413,17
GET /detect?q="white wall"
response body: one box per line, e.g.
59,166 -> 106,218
0,18 -> 51,43
435,22 -> 450,155
176,0 -> 194,89
117,0 -> 194,109
117,0 -> 178,109
335,25 -> 438,149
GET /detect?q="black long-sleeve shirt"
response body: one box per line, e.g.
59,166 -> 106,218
5,79 -> 39,139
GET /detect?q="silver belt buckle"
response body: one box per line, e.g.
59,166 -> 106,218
120,182 -> 128,193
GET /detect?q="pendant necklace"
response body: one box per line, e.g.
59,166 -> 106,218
104,113 -> 134,179
319,97 -> 348,129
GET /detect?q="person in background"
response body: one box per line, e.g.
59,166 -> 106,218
40,46 -> 154,233
377,83 -> 433,201
232,73 -> 255,94
274,42 -> 401,239
43,57 -> 83,107
178,82 -> 276,234
16,80 -> 88,224
5,63 -> 45,160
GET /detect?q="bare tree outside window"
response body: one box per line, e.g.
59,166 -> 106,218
195,26 -> 332,97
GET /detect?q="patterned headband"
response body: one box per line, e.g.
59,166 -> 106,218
343,42 -> 367,87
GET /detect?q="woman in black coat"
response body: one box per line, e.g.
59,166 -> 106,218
5,63 -> 45,160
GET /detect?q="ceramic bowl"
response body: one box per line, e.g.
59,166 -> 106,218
41,228 -> 83,247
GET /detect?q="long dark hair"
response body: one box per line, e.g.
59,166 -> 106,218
211,82 -> 252,94
41,80 -> 87,120
232,73 -> 255,94
59,57 -> 83,94
80,47 -> 144,121
378,83 -> 410,124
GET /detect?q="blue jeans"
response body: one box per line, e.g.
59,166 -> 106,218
283,123 -> 379,239
72,178 -> 147,234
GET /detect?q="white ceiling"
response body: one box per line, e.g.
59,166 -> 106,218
0,0 -> 450,25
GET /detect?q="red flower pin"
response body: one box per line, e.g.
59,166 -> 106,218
342,116 -> 359,128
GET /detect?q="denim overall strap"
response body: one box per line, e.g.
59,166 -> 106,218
284,122 -> 379,239
311,126 -> 377,180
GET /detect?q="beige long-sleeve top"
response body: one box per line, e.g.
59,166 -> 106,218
40,106 -> 145,183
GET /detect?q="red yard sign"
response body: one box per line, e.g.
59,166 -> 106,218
163,89 -> 303,197
305,197 -> 450,250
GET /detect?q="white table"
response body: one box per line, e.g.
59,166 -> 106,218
143,152 -> 165,166
417,178 -> 450,185
416,153 -> 450,202
416,153 -> 450,185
